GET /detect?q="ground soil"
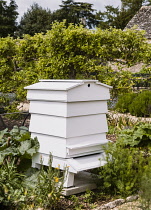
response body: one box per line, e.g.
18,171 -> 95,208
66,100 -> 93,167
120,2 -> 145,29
0,115 -> 30,131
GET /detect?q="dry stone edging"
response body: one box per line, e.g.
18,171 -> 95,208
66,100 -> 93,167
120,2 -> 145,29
108,111 -> 151,123
95,195 -> 139,210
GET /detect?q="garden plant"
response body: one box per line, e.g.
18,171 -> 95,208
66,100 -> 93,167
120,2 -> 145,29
0,126 -> 66,210
0,21 -> 151,111
0,21 -> 151,209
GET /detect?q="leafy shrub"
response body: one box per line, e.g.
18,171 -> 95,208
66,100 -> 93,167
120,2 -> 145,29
98,123 -> 151,197
0,23 -> 149,105
0,155 -> 66,210
140,66 -> 151,74
115,92 -> 137,113
115,90 -> 151,117
0,94 -> 10,113
139,161 -> 151,210
0,127 -> 66,209
0,126 -> 39,170
23,155 -> 66,210
98,143 -> 146,197
118,122 -> 151,147
105,70 -> 134,99
0,159 -> 26,209
129,90 -> 151,117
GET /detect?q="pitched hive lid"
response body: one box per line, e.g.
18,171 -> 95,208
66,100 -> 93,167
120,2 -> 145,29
24,80 -> 112,91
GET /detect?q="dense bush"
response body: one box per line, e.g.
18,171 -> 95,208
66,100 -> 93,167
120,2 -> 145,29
129,90 -> 151,117
115,92 -> 136,113
99,144 -> 146,197
115,90 -> 151,117
98,123 -> 151,198
0,22 -> 150,105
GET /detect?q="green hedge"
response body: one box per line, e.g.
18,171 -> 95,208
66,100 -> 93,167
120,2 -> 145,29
115,90 -> 151,117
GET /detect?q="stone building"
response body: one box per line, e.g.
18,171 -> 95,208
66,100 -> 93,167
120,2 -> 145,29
125,6 -> 151,42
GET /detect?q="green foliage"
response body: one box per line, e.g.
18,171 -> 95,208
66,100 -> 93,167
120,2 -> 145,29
0,94 -> 10,113
68,195 -> 85,210
139,161 -> 151,209
0,22 -> 149,106
67,190 -> 97,210
0,0 -> 18,37
115,92 -> 136,113
140,66 -> 151,74
99,143 -> 146,197
98,122 -> 151,197
18,3 -> 53,36
52,0 -> 98,29
0,36 -> 18,98
129,90 -> 151,117
0,159 -> 25,209
0,126 -> 39,170
115,90 -> 151,117
96,5 -> 126,30
24,156 -> 65,209
0,155 -> 66,210
105,71 -> 134,99
119,122 -> 151,147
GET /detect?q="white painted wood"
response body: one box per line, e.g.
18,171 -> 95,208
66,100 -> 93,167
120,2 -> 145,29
29,114 -> 108,138
32,132 -> 107,146
31,133 -> 67,158
67,101 -> 108,116
67,140 -> 108,149
25,80 -> 112,102
29,100 -> 108,117
29,101 -> 67,117
64,172 -> 75,188
66,133 -> 107,146
32,153 -> 77,173
67,146 -> 104,157
67,153 -> 106,172
25,81 -> 82,91
25,80 -> 112,90
32,152 -> 106,173
27,89 -> 67,102
66,114 -> 108,138
67,82 -> 110,102
31,132 -> 108,158
29,114 -> 67,138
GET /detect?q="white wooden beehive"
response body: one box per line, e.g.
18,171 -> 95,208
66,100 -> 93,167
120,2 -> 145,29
25,80 -> 112,188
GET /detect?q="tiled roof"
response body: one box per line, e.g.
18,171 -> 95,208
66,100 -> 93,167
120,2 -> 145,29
125,6 -> 151,38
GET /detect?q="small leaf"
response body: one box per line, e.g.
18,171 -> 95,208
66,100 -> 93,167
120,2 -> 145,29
19,140 -> 32,155
0,128 -> 8,139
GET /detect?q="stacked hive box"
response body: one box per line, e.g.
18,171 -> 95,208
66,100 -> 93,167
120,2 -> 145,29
25,80 -> 111,188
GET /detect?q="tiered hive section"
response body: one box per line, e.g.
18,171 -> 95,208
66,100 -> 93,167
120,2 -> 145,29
25,80 -> 112,188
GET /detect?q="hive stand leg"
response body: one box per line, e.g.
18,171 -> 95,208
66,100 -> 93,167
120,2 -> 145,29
64,171 -> 75,188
